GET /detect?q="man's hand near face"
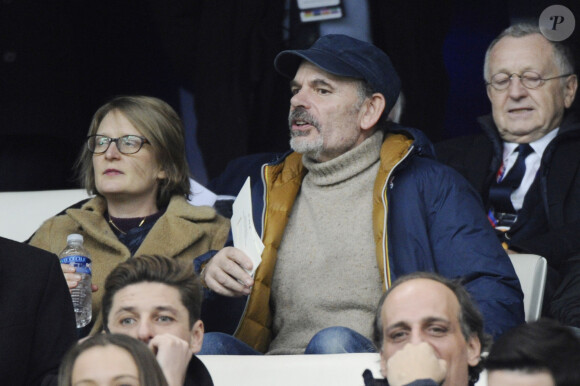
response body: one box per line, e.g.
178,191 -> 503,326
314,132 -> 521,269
149,333 -> 194,386
385,342 -> 447,386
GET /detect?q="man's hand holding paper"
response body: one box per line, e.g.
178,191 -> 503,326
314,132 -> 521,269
201,178 -> 264,297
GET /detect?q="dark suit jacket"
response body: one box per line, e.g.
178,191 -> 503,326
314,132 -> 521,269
435,113 -> 580,266
0,237 -> 77,385
435,113 -> 580,326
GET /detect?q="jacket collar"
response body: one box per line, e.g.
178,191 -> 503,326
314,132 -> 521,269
477,112 -> 580,164
66,195 -> 219,258
478,111 -> 580,142
386,123 -> 436,159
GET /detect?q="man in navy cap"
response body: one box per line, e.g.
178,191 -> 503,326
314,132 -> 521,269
199,34 -> 524,355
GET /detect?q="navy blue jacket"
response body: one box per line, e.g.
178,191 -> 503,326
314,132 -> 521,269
201,125 -> 524,346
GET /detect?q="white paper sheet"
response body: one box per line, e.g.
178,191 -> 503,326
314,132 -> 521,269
231,177 -> 264,277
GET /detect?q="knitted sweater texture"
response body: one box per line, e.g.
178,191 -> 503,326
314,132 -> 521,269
268,131 -> 384,354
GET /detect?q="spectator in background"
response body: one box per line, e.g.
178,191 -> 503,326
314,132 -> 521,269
0,236 -> 76,385
29,96 -> 229,334
58,333 -> 169,386
486,318 -> 580,386
100,255 -> 213,386
364,272 -> 490,386
435,23 -> 580,327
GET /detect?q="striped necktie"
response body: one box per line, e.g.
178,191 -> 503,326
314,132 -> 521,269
489,143 -> 534,213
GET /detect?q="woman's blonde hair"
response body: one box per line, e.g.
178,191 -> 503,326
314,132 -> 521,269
77,95 -> 191,208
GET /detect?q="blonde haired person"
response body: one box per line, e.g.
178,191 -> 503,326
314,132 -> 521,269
30,96 -> 229,332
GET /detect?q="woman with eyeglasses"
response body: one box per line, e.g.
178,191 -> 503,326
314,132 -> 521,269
30,96 -> 230,332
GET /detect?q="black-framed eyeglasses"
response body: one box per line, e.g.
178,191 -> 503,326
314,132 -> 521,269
486,71 -> 573,91
87,135 -> 150,154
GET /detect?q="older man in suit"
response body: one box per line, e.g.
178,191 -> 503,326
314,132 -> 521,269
436,23 -> 580,327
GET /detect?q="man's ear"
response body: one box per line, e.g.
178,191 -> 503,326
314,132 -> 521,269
486,85 -> 493,102
189,319 -> 204,354
564,74 -> 578,108
360,93 -> 386,131
466,335 -> 482,367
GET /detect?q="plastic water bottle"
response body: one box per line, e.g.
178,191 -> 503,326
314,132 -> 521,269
59,234 -> 92,328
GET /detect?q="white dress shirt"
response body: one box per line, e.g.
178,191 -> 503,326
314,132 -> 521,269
502,128 -> 559,211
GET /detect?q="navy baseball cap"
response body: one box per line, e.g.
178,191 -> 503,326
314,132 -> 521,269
274,34 -> 401,114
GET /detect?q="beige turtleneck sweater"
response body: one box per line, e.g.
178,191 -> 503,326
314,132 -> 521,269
268,130 -> 384,355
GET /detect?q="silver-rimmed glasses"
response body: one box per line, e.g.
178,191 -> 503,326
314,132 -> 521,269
487,71 -> 573,91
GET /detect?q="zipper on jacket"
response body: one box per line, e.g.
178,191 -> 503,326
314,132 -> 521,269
381,144 -> 414,289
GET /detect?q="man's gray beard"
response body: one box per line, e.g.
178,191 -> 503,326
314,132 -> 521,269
288,105 -> 323,159
290,133 -> 324,160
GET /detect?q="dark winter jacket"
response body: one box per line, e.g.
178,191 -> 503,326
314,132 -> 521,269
201,125 -> 524,351
435,113 -> 580,267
